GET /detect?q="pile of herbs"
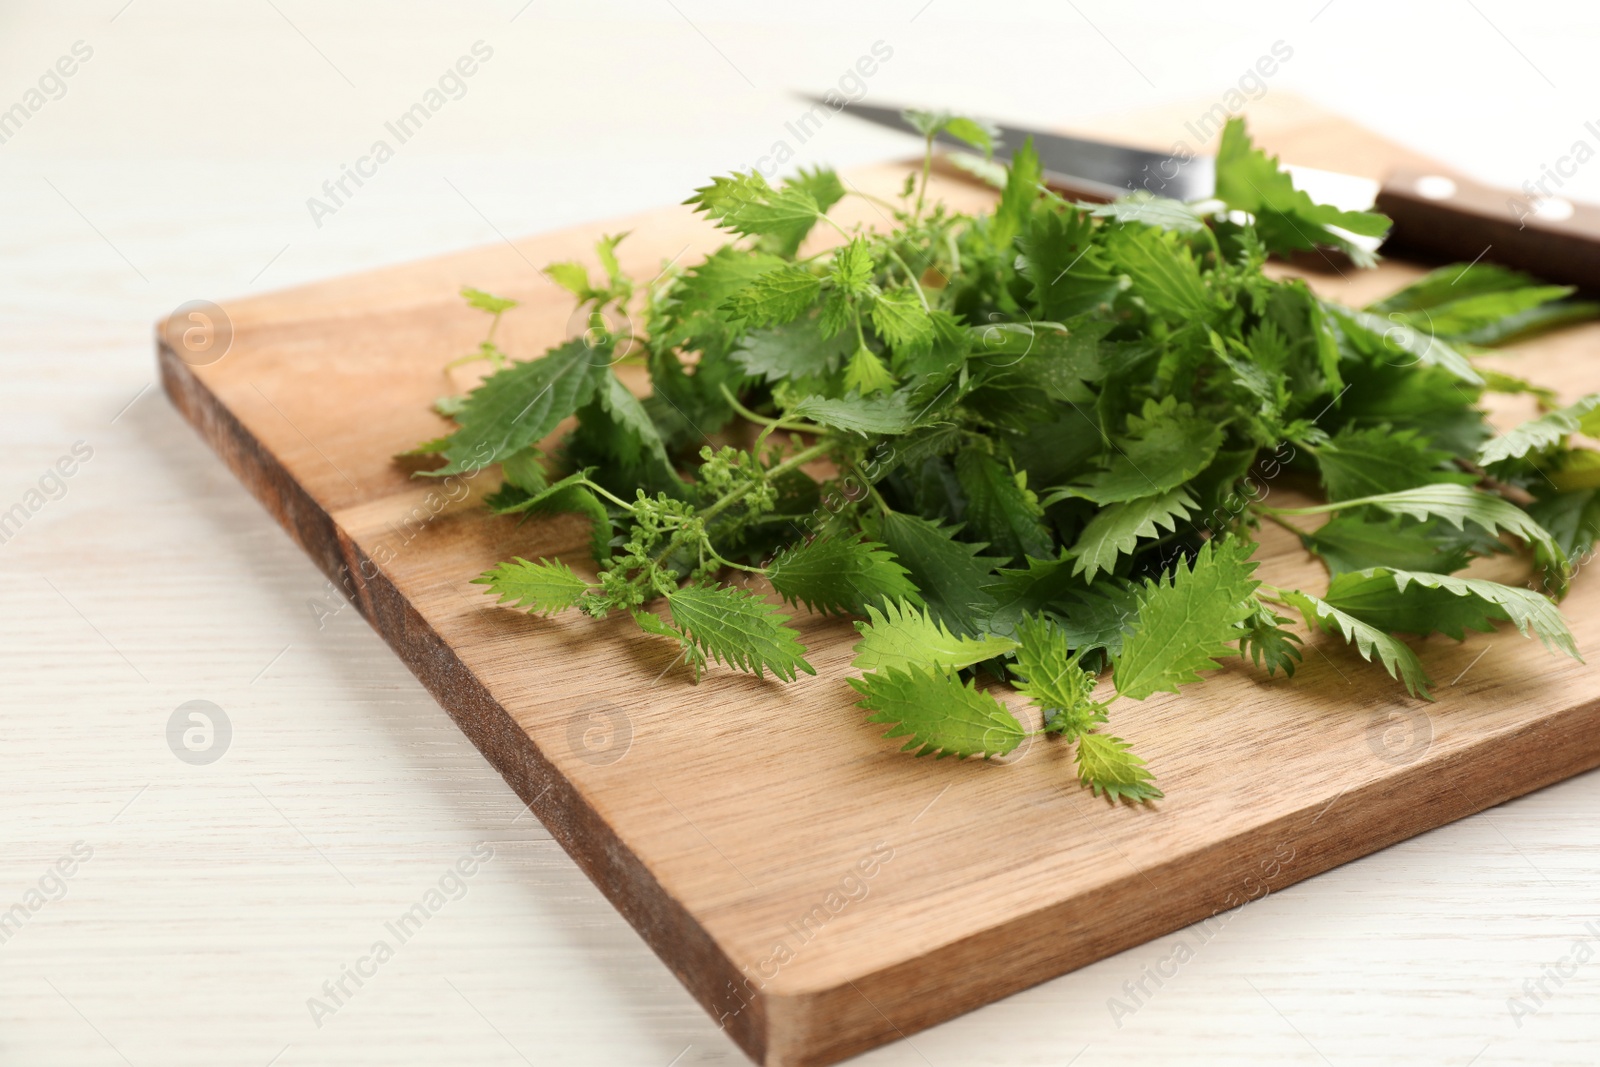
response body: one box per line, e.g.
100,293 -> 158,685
412,116 -> 1599,804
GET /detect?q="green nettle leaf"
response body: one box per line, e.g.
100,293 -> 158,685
1112,538 -> 1261,701
1371,262 -> 1546,313
1238,601 -> 1304,678
1074,732 -> 1163,803
875,512 -> 1006,635
1024,321 -> 1113,395
1019,208 -> 1122,319
1548,450 -> 1600,493
594,232 -> 627,285
788,393 -> 916,435
1066,396 -> 1224,505
461,286 -> 519,315
543,264 -> 595,301
485,469 -> 591,514
1069,486 -> 1196,580
850,663 -> 1024,759
631,609 -> 706,675
1079,193 -> 1205,234
1316,425 -> 1474,501
549,486 -> 613,563
983,555 -> 1140,656
829,237 -> 876,296
731,314 -> 854,383
685,172 -> 825,256
903,109 -> 1000,156
660,246 -> 786,354
851,599 -> 1017,673
767,535 -> 921,616
844,345 -> 897,395
1528,489 -> 1600,560
1215,117 -> 1390,263
1479,394 -> 1600,466
1280,588 -> 1432,699
426,340 -> 607,475
401,434 -> 453,457
1326,306 -> 1483,386
1011,615 -> 1106,737
1105,224 -> 1211,319
485,469 -> 614,563
1317,484 -> 1568,583
722,265 -> 823,327
1367,262 -> 1596,344
1333,358 -> 1487,456
595,372 -> 670,465
1304,513 -> 1476,577
785,165 -> 847,215
474,557 -> 592,615
992,136 -> 1043,249
664,585 -> 815,681
870,288 -> 936,354
499,448 -> 548,493
1322,569 -> 1579,659
955,451 -> 1054,563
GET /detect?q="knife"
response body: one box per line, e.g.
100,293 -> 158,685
826,100 -> 1600,292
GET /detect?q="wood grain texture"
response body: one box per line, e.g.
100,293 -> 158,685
158,109 -> 1600,1067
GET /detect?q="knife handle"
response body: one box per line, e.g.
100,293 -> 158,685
1375,168 -> 1600,292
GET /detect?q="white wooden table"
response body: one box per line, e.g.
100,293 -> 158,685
5,3 -> 1600,1064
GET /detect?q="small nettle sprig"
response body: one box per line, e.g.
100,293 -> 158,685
410,114 -> 1600,805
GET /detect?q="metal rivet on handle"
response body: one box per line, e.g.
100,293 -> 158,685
1414,175 -> 1458,201
1534,196 -> 1576,222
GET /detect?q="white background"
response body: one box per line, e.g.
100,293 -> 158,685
5,2 -> 1600,1065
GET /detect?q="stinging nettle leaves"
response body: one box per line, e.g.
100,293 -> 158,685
1478,393 -> 1600,467
1011,615 -> 1107,737
1316,424 -> 1474,501
426,112 -> 1594,806
664,585 -> 815,682
1074,732 -> 1163,804
1307,484 -> 1568,586
731,314 -> 854,382
426,340 -> 609,475
768,534 -> 921,617
787,393 -> 918,435
1112,539 -> 1261,701
874,512 -> 1006,636
474,557 -> 593,615
851,599 -> 1018,674
1303,513 -> 1477,578
955,451 -> 1054,563
850,663 -> 1025,759
1065,397 -> 1224,505
1322,568 -> 1578,660
723,265 -> 823,327
686,172 -> 826,256
1069,486 -> 1196,581
1238,601 -> 1304,678
1281,587 -> 1432,699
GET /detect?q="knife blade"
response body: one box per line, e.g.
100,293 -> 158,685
823,99 -> 1600,292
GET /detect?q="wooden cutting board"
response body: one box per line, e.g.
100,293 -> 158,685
158,98 -> 1600,1067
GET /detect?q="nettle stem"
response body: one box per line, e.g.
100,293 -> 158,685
1255,582 -> 1290,606
914,133 -> 933,220
1255,509 -> 1312,539
886,247 -> 930,310
575,478 -> 634,511
1257,494 -> 1374,518
718,385 -> 826,443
